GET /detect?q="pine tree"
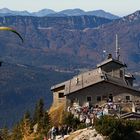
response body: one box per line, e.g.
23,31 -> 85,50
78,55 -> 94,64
33,99 -> 51,135
42,111 -> 51,135
33,99 -> 44,125
37,99 -> 44,121
36,99 -> 45,133
33,103 -> 38,125
0,126 -> 9,140
21,111 -> 32,138
11,123 -> 23,140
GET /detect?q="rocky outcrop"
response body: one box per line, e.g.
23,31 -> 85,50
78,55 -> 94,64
63,128 -> 104,140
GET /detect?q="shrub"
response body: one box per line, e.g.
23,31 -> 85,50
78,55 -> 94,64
95,116 -> 140,140
62,112 -> 80,130
77,123 -> 86,130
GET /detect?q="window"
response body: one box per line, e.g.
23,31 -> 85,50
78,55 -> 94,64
87,96 -> 92,102
97,96 -> 101,102
58,92 -> 64,98
126,96 -> 130,101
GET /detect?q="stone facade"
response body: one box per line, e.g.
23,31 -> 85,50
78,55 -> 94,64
66,82 -> 140,107
52,85 -> 66,107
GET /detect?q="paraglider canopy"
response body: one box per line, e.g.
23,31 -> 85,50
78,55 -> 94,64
0,26 -> 23,43
0,27 -> 23,67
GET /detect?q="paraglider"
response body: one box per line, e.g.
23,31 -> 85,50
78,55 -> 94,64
0,26 -> 23,67
0,26 -> 23,43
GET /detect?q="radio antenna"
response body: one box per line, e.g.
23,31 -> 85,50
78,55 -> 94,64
115,34 -> 120,60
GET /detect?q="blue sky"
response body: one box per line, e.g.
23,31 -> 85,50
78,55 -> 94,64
0,0 -> 140,16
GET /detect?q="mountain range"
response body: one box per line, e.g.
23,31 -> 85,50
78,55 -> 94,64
0,10 -> 140,127
0,11 -> 139,71
0,8 -> 119,19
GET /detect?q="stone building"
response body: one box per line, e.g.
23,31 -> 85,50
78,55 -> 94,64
51,57 -> 140,108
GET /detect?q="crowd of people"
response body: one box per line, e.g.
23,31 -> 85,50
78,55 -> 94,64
46,102 -> 121,140
67,101 -> 121,126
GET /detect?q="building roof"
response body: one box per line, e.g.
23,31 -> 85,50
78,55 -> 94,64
51,81 -> 67,90
105,76 -> 140,93
64,68 -> 104,95
64,71 -> 140,95
51,68 -> 140,95
51,58 -> 140,95
97,58 -> 126,68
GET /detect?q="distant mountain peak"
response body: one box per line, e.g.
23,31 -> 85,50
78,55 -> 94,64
60,8 -> 85,12
32,8 -> 56,16
58,8 -> 85,16
86,10 -> 120,19
0,8 -> 119,19
39,8 -> 55,11
131,10 -> 140,18
36,8 -> 56,13
0,8 -> 12,13
1,8 -> 10,10
122,10 -> 140,22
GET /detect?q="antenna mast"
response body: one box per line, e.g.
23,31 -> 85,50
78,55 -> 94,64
115,34 -> 120,60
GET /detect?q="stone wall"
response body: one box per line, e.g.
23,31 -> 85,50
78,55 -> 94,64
66,82 -> 140,107
53,86 -> 66,107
